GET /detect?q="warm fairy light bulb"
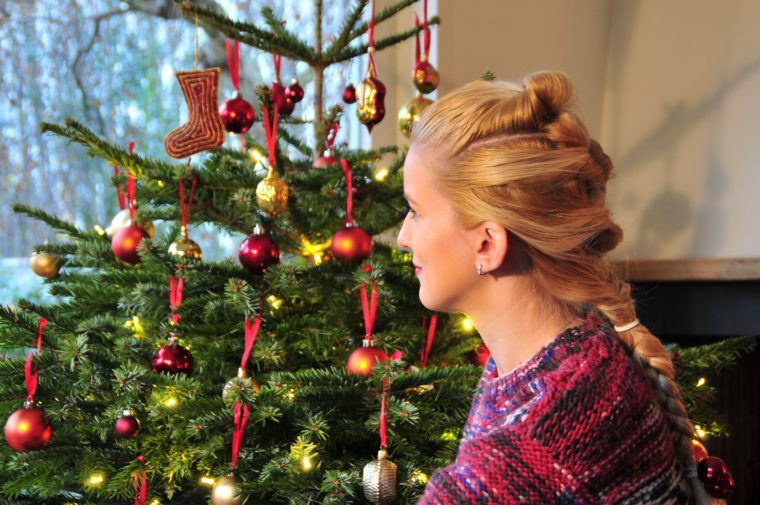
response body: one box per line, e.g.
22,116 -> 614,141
199,476 -> 216,487
87,472 -> 106,487
462,317 -> 474,331
410,470 -> 429,485
248,147 -> 264,164
440,430 -> 457,442
373,167 -> 389,181
286,389 -> 296,401
124,315 -> 145,338
695,425 -> 706,439
165,396 -> 178,408
696,377 -> 707,388
267,294 -> 283,310
302,456 -> 312,471
94,224 -> 106,235
149,499 -> 162,505
313,252 -> 323,265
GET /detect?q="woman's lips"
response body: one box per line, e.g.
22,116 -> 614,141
415,266 -> 422,275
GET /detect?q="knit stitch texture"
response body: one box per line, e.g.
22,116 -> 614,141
418,312 -> 688,504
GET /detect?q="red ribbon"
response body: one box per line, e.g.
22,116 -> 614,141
170,276 -> 184,325
133,455 -> 147,505
273,54 -> 282,83
262,104 -> 280,168
325,121 -> 339,151
231,400 -> 250,469
127,141 -> 136,220
422,0 -> 430,60
339,159 -> 353,224
225,38 -> 241,91
379,377 -> 389,447
178,172 -> 197,229
420,313 -> 438,369
241,314 -> 261,370
367,0 -> 377,76
114,163 -> 126,210
414,14 -> 421,66
360,283 -> 378,343
24,318 -> 46,403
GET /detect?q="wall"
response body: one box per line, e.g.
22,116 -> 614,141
375,0 -> 760,261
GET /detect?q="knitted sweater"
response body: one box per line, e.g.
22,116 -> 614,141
419,312 -> 689,504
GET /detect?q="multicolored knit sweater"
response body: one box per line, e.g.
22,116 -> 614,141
419,312 -> 689,504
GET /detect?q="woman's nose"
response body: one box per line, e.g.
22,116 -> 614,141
397,216 -> 411,250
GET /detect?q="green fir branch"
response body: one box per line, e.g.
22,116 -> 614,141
332,16 -> 440,63
323,0 -> 369,59
12,204 -> 90,240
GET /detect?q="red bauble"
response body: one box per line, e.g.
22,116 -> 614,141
473,344 -> 491,367
239,227 -> 280,274
285,78 -> 304,103
313,149 -> 337,168
271,81 -> 295,116
331,223 -> 372,262
219,92 -> 255,134
152,339 -> 193,375
412,60 -> 440,95
111,223 -> 149,265
347,340 -> 389,376
342,84 -> 357,104
4,404 -> 53,452
115,410 -> 141,439
692,439 -> 708,462
697,456 -> 734,498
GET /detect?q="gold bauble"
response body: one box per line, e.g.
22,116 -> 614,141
255,168 -> 289,217
362,449 -> 397,504
398,95 -> 433,138
211,474 -> 243,505
168,227 -> 202,260
106,208 -> 155,238
30,251 -> 64,278
222,368 -> 260,406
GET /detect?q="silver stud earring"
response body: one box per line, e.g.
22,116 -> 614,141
477,264 -> 484,276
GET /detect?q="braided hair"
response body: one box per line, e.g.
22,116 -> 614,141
411,71 -> 712,504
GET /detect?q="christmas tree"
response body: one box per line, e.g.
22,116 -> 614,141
0,1 -> 753,504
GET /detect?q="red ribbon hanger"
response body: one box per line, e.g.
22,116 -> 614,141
420,313 -> 438,369
273,54 -> 282,83
241,314 -> 261,370
325,120 -> 339,151
262,102 -> 280,169
24,318 -> 47,403
367,0 -> 377,77
169,276 -> 184,325
133,455 -> 147,505
360,282 -> 379,344
127,141 -> 136,221
225,38 -> 241,91
230,314 -> 260,469
379,376 -> 389,448
114,162 -> 126,210
339,159 -> 354,224
178,172 -> 197,231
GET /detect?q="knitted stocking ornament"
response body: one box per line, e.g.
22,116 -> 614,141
164,68 -> 225,159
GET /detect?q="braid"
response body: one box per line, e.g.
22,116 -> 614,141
597,273 -> 713,505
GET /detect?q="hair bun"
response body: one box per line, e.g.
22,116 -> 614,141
523,71 -> 574,124
588,139 -> 613,182
586,224 -> 623,256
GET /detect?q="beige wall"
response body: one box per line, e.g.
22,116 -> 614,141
373,0 -> 760,260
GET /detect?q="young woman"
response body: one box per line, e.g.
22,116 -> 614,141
397,71 -> 713,504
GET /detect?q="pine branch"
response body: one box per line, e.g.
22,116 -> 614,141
347,0 -> 419,42
11,204 -> 91,240
176,1 -> 315,62
322,0 -> 369,59
332,16 -> 440,63
260,6 -> 313,60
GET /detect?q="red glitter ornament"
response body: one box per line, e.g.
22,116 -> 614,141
331,222 -> 372,262
313,149 -> 337,168
4,403 -> 52,452
219,92 -> 255,134
347,340 -> 389,376
412,60 -> 440,95
239,225 -> 280,274
473,344 -> 491,367
342,84 -> 357,104
115,409 -> 141,439
152,336 -> 193,375
697,456 -> 734,499
271,82 -> 295,116
285,78 -> 304,103
111,223 -> 149,265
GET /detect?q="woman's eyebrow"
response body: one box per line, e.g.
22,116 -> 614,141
404,193 -> 419,205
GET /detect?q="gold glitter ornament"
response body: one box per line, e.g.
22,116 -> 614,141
211,474 -> 243,505
30,251 -> 64,278
222,367 -> 260,406
255,167 -> 289,217
168,226 -> 202,260
356,56 -> 386,132
362,449 -> 397,504
398,94 -> 433,138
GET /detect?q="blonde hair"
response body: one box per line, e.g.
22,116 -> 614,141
411,71 -> 711,504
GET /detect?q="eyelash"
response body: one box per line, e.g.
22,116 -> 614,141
406,206 -> 418,219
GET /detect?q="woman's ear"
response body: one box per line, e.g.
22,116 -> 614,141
473,222 -> 508,274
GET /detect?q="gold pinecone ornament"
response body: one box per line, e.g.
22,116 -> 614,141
255,166 -> 289,217
363,448 -> 397,504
